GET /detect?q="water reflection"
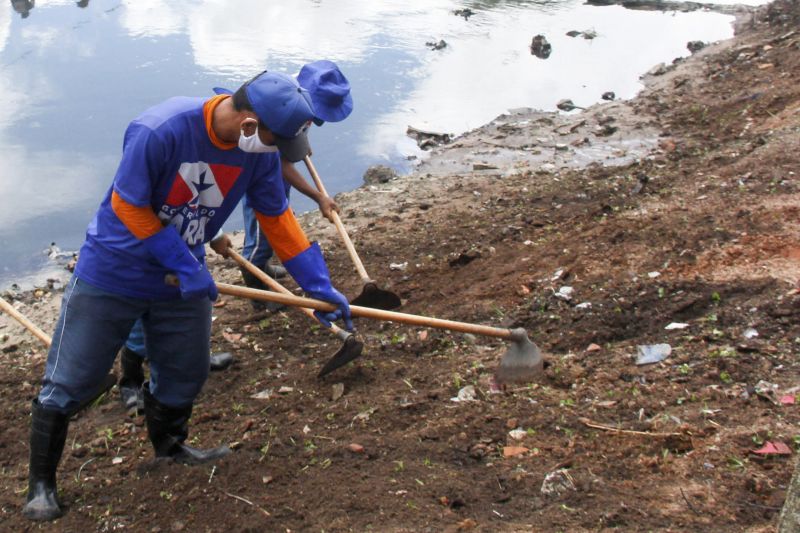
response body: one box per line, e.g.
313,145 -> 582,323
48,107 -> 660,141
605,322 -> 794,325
0,0 -> 750,289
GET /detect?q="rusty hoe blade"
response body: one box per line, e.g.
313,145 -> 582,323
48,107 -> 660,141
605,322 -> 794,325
350,282 -> 402,310
317,333 -> 365,377
494,328 -> 544,385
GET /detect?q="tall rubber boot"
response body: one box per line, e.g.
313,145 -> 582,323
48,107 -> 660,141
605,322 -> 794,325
22,400 -> 69,521
239,267 -> 285,312
143,384 -> 231,465
119,346 -> 145,414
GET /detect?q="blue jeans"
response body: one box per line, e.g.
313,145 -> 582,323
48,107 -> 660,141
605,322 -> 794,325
39,276 -> 212,412
242,182 -> 291,269
126,318 -> 146,357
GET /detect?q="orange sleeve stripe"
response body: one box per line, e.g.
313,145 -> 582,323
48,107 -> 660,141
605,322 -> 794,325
255,208 -> 311,262
111,191 -> 163,240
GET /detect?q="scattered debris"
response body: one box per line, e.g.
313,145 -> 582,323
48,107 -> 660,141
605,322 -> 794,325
556,99 -> 585,112
389,262 -> 408,271
332,383 -> 345,401
743,328 -> 759,339
636,343 -> 671,365
426,39 -> 447,51
348,443 -> 366,454
687,40 -> 706,53
752,442 -> 792,456
250,389 -> 272,400
754,380 -> 781,404
665,322 -> 689,330
451,385 -> 478,402
406,125 -> 452,150
503,446 -> 529,458
453,8 -> 475,20
508,428 -> 527,440
555,286 -> 574,301
363,165 -> 399,185
541,469 -> 576,497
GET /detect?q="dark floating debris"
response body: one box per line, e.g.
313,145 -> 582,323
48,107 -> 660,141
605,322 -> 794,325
426,39 -> 447,51
566,29 -> 598,40
453,8 -> 475,20
530,34 -> 552,59
602,91 -> 616,101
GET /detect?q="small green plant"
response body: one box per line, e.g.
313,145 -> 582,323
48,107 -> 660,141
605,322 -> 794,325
160,491 -> 173,501
390,333 -> 406,345
727,456 -> 746,470
423,458 -> 433,468
559,398 -> 575,408
452,373 -> 462,389
711,292 -> 721,303
720,371 -> 733,384
678,364 -> 692,375
658,287 -> 666,299
393,460 -> 404,473
232,402 -> 245,414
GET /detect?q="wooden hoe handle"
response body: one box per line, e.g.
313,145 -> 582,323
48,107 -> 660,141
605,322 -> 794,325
0,296 -> 52,347
303,155 -> 372,283
216,282 -> 514,340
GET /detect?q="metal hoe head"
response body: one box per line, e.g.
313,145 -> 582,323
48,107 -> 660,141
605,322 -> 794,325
494,328 -> 544,385
350,282 -> 402,311
317,334 -> 365,378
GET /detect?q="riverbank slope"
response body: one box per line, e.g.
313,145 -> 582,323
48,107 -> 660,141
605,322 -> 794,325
1,1 -> 799,530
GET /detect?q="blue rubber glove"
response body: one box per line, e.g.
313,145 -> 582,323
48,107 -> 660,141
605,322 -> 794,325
284,242 -> 353,331
142,226 -> 218,301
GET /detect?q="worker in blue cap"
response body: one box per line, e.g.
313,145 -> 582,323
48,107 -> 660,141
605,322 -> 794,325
238,60 -> 354,302
23,69 -> 352,522
116,60 -> 355,416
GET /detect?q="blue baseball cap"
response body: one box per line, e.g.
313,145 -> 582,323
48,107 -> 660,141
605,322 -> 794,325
297,60 -> 353,125
230,71 -> 315,162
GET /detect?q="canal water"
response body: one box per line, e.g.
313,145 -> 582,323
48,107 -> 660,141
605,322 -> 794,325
0,0 -> 750,289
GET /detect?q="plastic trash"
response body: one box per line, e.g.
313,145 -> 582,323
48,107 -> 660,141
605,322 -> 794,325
636,343 -> 672,365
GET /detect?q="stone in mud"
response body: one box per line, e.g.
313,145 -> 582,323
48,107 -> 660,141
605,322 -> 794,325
602,91 -> 616,101
363,165 -> 399,185
530,34 -> 552,59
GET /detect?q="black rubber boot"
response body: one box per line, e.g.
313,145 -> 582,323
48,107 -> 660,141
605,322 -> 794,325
119,346 -> 145,415
239,267 -> 285,312
209,352 -> 234,371
143,384 -> 230,465
22,400 -> 69,521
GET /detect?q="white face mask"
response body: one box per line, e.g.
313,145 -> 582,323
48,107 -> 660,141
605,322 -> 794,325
238,120 -> 278,153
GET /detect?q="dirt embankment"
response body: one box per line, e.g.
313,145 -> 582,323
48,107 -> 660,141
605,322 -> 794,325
1,1 -> 800,531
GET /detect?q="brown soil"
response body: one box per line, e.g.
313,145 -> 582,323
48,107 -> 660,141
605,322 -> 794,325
2,2 -> 800,531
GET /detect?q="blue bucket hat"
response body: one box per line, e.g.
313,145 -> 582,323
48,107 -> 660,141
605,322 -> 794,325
297,60 -> 353,125
215,71 -> 315,162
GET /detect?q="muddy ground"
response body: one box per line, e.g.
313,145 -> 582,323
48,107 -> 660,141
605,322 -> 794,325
2,1 -> 800,531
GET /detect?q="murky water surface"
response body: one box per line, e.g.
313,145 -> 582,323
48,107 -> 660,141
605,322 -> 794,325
0,0 -> 749,288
